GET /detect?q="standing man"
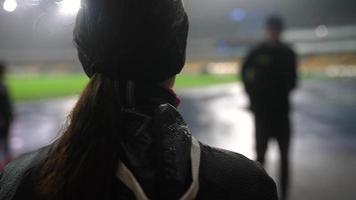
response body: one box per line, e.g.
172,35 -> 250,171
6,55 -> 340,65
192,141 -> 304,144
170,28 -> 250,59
0,61 -> 13,165
241,16 -> 297,200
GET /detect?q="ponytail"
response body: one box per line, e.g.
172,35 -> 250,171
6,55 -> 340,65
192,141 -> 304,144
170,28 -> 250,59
37,74 -> 123,199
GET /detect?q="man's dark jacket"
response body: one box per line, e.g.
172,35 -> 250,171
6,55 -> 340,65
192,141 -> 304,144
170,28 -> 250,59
0,104 -> 277,200
241,42 -> 297,114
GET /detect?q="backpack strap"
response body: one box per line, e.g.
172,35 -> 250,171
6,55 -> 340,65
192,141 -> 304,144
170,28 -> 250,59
116,137 -> 201,200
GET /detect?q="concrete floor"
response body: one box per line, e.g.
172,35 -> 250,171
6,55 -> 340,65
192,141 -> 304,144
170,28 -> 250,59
4,79 -> 356,200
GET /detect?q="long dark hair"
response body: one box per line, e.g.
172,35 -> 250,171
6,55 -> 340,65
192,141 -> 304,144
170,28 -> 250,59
37,0 -> 188,199
37,74 -> 122,199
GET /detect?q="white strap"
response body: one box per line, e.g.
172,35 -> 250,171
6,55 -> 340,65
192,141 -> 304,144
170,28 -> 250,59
116,137 -> 201,200
116,161 -> 149,200
181,137 -> 201,200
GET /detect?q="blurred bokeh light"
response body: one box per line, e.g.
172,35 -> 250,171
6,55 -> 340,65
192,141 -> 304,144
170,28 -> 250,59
3,0 -> 17,12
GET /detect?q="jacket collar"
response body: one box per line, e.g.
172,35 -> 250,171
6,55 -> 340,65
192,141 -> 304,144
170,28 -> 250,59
120,103 -> 192,199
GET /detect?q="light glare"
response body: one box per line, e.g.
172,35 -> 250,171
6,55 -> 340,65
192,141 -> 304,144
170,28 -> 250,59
58,0 -> 81,15
315,25 -> 329,38
3,0 -> 17,12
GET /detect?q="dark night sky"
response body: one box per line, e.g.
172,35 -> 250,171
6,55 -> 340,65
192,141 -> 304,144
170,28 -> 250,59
0,0 -> 356,61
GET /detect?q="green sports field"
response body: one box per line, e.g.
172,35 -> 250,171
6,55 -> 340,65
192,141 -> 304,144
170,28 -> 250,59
6,74 -> 238,102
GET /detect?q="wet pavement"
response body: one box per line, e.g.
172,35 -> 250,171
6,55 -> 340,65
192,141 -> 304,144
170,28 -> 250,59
179,79 -> 356,200
4,79 -> 356,200
6,98 -> 77,157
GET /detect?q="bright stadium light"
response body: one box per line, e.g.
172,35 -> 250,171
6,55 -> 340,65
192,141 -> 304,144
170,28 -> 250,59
57,0 -> 81,15
3,0 -> 18,12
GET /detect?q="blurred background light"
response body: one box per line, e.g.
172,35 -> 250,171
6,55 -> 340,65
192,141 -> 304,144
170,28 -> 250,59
57,0 -> 81,15
217,39 -> 229,53
230,8 -> 246,22
3,0 -> 17,12
315,25 -> 329,38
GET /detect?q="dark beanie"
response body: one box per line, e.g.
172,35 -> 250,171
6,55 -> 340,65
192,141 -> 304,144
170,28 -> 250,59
266,15 -> 284,32
74,0 -> 189,83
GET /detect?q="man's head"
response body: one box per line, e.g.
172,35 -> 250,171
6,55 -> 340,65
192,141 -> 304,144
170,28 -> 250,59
265,15 -> 284,42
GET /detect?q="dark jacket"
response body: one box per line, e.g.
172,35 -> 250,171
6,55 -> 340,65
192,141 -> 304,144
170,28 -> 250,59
0,82 -> 13,137
241,42 -> 297,114
0,104 -> 277,200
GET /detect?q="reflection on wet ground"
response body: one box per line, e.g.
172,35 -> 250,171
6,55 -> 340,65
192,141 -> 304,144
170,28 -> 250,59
5,79 -> 356,200
179,79 -> 356,200
9,98 -> 76,157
